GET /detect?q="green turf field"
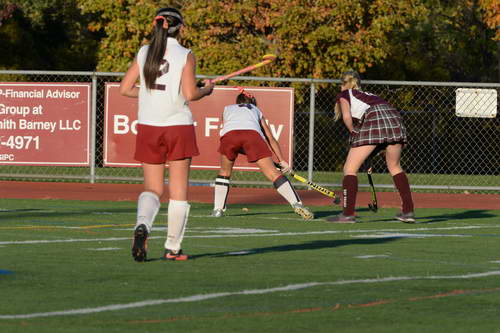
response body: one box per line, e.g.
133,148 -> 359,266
1,198 -> 500,332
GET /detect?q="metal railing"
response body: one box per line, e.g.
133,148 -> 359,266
1,70 -> 498,193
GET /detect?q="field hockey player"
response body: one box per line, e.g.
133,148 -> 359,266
328,70 -> 415,223
119,7 -> 214,261
212,87 -> 314,220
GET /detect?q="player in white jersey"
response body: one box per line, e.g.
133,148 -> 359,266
212,87 -> 313,220
120,7 -> 214,261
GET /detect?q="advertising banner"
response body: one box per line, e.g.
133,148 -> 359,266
104,84 -> 294,170
0,83 -> 91,166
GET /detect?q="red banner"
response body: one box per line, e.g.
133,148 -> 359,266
0,83 -> 91,166
104,84 -> 294,170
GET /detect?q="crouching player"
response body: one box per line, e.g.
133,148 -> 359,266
212,87 -> 313,220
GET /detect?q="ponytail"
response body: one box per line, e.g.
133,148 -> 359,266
334,70 -> 361,121
143,8 -> 183,91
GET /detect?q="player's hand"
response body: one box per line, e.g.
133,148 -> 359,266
278,161 -> 291,174
202,79 -> 214,95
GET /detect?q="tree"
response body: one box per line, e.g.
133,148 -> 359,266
0,2 -> 15,25
1,0 -> 497,81
0,0 -> 101,70
479,0 -> 499,40
181,0 -> 427,79
76,0 -> 182,71
365,0 -> 499,82
76,0 -> 427,78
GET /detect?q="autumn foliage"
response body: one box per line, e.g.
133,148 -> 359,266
1,0 -> 498,81
76,0 -> 428,77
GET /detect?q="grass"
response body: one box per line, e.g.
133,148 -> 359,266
0,198 -> 500,332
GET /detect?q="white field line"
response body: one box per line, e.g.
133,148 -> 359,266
86,247 -> 121,251
1,270 -> 499,319
355,255 -> 390,259
1,225 -> 499,246
0,236 -> 163,245
352,233 -> 470,238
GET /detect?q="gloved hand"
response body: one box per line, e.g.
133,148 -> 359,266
278,161 -> 291,174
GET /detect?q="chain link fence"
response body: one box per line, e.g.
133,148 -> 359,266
0,70 -> 498,193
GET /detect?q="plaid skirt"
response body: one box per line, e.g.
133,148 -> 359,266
350,104 -> 407,147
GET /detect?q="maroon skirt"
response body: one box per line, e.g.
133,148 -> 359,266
350,104 -> 407,147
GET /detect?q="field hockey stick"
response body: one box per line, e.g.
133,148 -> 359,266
367,165 -> 378,212
274,163 -> 341,204
209,54 -> 277,83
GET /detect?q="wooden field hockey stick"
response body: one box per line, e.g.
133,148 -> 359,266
274,163 -> 341,204
367,166 -> 378,212
209,54 -> 277,83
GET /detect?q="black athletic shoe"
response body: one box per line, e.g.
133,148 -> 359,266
132,224 -> 148,262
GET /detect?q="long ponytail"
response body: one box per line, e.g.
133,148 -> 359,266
143,8 -> 183,90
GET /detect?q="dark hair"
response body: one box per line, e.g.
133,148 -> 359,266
236,93 -> 257,106
143,8 -> 184,90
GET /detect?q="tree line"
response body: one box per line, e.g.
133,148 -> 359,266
0,0 -> 498,82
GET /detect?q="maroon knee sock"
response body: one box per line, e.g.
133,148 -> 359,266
393,172 -> 414,213
342,175 -> 358,216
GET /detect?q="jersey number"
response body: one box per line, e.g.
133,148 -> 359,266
152,59 -> 169,91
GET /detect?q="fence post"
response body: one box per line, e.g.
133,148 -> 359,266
307,81 -> 315,183
90,73 -> 97,183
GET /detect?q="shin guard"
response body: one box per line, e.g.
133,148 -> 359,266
165,200 -> 190,252
393,172 -> 414,214
342,175 -> 358,216
214,175 -> 230,210
274,175 -> 301,205
136,191 -> 160,233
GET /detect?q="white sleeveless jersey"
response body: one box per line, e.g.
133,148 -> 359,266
337,89 -> 388,119
219,104 -> 265,139
136,38 -> 192,126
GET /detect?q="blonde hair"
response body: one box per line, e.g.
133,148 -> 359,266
334,70 -> 361,121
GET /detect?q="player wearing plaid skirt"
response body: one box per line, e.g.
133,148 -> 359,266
327,70 -> 415,223
350,104 -> 407,147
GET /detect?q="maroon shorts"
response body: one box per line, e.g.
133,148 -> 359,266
218,130 -> 272,163
134,124 -> 199,164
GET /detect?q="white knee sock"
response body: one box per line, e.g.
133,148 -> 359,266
164,200 -> 190,252
273,175 -> 301,206
136,191 -> 160,233
214,175 -> 230,210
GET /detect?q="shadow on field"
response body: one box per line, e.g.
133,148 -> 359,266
190,237 -> 399,260
313,209 -> 497,224
0,208 -> 47,213
0,208 -> 136,221
416,209 -> 497,224
313,208 -> 372,219
225,211 -> 294,217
